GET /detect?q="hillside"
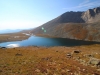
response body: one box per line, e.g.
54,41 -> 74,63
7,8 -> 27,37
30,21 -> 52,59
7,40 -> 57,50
0,32 -> 30,43
31,7 -> 100,42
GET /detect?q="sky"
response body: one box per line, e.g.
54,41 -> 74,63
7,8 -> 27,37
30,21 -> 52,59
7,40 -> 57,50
0,0 -> 100,30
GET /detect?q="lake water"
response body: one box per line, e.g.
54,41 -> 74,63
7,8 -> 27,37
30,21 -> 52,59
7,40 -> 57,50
0,36 -> 100,48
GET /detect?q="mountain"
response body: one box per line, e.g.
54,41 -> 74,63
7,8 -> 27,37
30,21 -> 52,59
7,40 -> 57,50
0,29 -> 22,34
0,28 -> 35,34
31,6 -> 100,42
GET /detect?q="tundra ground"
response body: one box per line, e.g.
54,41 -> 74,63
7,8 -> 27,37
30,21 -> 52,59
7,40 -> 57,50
0,44 -> 100,75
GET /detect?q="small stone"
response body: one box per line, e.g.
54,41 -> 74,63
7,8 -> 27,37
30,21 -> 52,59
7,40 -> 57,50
72,50 -> 81,54
15,53 -> 23,56
35,69 -> 40,73
53,73 -> 57,75
92,73 -> 99,75
0,70 -> 2,72
86,54 -> 94,57
82,69 -> 86,71
77,67 -> 80,70
67,69 -> 71,72
46,69 -> 50,73
56,51 -> 58,52
66,53 -> 72,58
61,70 -> 66,73
97,69 -> 100,71
71,73 -> 73,75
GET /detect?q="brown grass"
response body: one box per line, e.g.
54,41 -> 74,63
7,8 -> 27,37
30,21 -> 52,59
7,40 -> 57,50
0,45 -> 100,75
0,32 -> 30,43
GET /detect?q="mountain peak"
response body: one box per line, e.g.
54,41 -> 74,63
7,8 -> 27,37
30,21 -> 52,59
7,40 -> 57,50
31,6 -> 100,42
81,6 -> 100,23
93,6 -> 100,13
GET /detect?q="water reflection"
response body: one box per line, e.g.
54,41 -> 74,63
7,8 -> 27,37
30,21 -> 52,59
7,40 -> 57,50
7,44 -> 20,48
0,36 -> 100,47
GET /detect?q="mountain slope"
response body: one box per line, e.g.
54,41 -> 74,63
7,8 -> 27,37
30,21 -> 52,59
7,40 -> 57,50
31,7 -> 100,42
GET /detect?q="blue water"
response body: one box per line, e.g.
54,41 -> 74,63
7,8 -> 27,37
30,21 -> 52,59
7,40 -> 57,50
0,36 -> 100,47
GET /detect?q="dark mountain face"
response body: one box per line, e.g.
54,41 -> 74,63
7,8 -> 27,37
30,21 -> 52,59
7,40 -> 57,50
60,12 -> 85,23
31,6 -> 100,42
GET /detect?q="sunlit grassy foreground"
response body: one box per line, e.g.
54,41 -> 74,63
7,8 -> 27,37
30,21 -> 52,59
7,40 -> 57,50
0,45 -> 100,75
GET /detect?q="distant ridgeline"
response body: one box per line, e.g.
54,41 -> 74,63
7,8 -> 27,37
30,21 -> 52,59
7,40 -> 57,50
31,6 -> 100,42
0,29 -> 22,34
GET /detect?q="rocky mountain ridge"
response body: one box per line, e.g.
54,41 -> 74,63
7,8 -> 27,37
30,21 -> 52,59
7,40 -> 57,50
31,6 -> 100,42
82,7 -> 100,23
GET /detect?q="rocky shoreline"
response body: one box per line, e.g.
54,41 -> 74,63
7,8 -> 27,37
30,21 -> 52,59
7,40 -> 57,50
0,32 -> 30,43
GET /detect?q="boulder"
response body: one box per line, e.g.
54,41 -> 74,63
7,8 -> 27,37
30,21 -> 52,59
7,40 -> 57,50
88,58 -> 100,67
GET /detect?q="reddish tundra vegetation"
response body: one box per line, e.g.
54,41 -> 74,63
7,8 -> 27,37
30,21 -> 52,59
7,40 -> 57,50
0,44 -> 100,75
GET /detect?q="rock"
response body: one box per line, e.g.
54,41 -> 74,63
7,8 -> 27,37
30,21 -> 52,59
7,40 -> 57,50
97,69 -> 100,71
56,50 -> 58,52
94,7 -> 100,13
82,69 -> 86,71
92,73 -> 99,75
72,50 -> 81,54
70,73 -> 73,75
15,53 -> 23,56
67,69 -> 71,72
41,57 -> 52,60
35,69 -> 40,73
87,54 -> 93,57
73,57 -> 80,61
88,58 -> 100,67
66,53 -> 72,58
31,6 -> 100,42
84,54 -> 94,58
0,70 -> 2,72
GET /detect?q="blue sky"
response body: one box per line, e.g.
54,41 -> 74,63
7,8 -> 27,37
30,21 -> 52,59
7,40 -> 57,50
0,0 -> 100,30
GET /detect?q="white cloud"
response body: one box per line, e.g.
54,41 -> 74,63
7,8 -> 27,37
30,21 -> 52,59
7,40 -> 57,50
63,0 -> 100,10
79,0 -> 90,6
